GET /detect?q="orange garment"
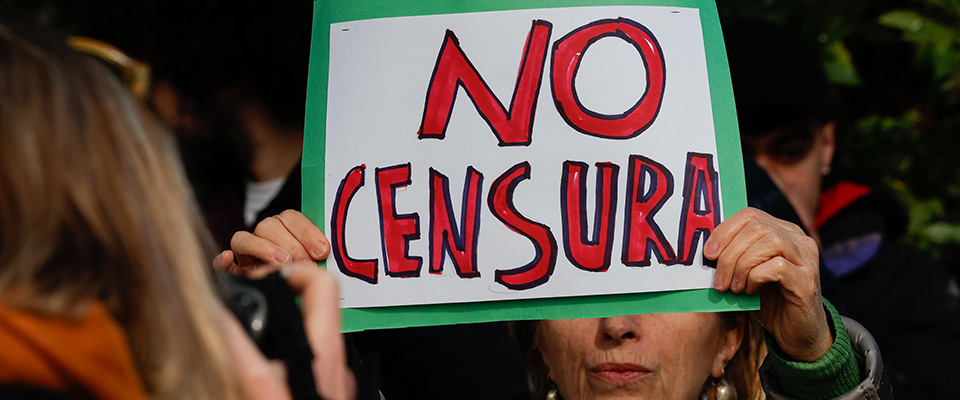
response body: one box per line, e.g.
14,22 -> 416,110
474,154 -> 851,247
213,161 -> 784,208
0,301 -> 147,400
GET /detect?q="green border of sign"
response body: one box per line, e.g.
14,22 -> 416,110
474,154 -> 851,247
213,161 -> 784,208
304,0 -> 755,333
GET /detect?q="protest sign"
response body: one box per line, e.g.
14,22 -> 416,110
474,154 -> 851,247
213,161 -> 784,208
304,0 -> 758,332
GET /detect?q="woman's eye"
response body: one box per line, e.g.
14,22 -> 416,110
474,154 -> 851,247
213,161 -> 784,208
771,138 -> 813,164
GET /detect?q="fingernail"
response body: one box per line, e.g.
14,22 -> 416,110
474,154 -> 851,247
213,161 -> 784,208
274,249 -> 290,263
732,276 -> 740,291
705,241 -> 718,257
313,241 -> 327,258
713,273 -> 724,289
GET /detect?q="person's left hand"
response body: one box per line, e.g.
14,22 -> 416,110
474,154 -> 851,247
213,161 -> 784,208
221,263 -> 355,400
705,207 -> 832,362
215,210 -> 329,272
215,211 -> 353,398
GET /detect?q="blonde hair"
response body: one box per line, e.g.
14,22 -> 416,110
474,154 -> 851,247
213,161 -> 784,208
0,18 -> 237,399
711,312 -> 765,400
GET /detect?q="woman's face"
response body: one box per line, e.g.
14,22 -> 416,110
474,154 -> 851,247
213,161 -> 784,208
537,313 -> 741,400
741,122 -> 836,235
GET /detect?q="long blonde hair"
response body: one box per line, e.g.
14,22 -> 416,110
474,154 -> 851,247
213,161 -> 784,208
0,18 -> 237,399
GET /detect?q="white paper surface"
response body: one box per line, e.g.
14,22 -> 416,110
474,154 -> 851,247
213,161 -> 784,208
324,6 -> 721,308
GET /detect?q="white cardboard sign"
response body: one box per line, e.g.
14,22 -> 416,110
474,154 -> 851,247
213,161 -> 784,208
322,6 -> 726,309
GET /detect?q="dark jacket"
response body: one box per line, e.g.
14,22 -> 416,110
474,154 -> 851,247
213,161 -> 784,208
818,181 -> 960,398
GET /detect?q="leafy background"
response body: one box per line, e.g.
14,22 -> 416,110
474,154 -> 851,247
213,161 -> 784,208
9,0 -> 960,254
718,0 -> 960,255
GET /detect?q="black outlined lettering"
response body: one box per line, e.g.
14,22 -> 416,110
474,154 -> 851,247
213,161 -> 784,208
551,18 -> 666,139
417,20 -> 553,146
375,163 -> 423,277
677,152 -> 721,265
429,166 -> 483,278
488,162 -> 558,290
331,165 -> 379,284
560,161 -> 619,271
622,155 -> 678,267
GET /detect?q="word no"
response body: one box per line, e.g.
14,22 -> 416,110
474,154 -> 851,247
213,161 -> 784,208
418,17 -> 665,145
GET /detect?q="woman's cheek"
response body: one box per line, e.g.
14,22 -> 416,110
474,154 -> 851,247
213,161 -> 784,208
539,321 -> 591,398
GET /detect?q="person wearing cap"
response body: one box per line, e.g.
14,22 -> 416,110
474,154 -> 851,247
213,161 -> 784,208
727,21 -> 960,398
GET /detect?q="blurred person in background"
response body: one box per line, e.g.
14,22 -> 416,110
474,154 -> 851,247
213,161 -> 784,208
0,14 -> 353,399
727,20 -> 960,398
28,1 -> 532,398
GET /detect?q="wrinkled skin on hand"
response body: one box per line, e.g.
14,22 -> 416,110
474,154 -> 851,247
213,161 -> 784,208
706,207 -> 832,362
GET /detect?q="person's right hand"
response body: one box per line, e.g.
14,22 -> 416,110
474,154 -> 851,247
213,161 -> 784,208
214,210 -> 329,273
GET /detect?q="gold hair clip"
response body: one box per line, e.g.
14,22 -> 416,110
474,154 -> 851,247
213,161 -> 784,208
66,36 -> 151,101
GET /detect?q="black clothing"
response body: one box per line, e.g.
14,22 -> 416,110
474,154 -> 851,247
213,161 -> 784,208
353,324 -> 531,400
818,180 -> 960,398
0,384 -> 71,400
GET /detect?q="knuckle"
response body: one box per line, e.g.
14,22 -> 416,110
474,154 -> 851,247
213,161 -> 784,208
253,216 -> 283,236
292,250 -> 313,262
717,250 -> 734,266
734,260 -> 751,278
777,257 -> 790,270
717,256 -> 733,272
741,207 -> 762,221
278,209 -> 302,222
796,238 -> 818,262
749,221 -> 770,236
766,233 -> 785,248
800,235 -> 817,251
724,251 -> 745,272
230,231 -> 247,249
789,223 -> 805,235
772,269 -> 785,283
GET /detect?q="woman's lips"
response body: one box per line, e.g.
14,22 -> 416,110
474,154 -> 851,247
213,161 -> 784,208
590,363 -> 651,384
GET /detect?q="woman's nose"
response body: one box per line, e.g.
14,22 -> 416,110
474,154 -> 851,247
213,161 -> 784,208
598,316 -> 641,343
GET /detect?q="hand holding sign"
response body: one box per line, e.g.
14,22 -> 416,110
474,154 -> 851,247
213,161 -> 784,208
706,207 -> 832,362
218,210 -> 330,272
307,3 -> 755,331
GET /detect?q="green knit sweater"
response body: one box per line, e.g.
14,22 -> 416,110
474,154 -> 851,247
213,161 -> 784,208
763,299 -> 861,399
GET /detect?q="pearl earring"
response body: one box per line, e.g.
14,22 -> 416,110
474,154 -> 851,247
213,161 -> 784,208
716,377 -> 736,400
546,388 -> 558,400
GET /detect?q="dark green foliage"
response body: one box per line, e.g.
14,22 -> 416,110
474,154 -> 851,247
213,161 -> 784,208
720,0 -> 960,249
8,0 -> 960,248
